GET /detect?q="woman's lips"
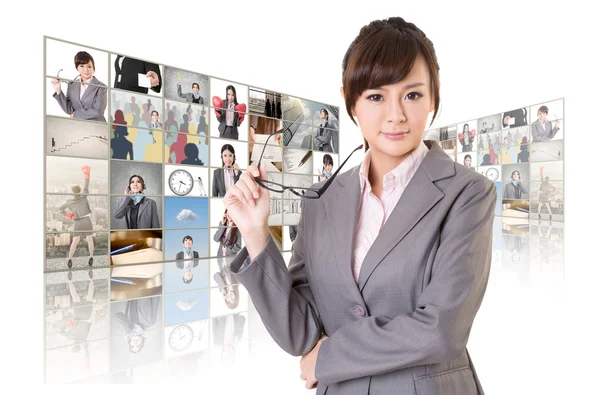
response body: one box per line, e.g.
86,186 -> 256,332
383,131 -> 410,140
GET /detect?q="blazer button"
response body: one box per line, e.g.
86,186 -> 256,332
354,305 -> 365,316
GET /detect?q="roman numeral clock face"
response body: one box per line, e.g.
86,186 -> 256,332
169,169 -> 194,196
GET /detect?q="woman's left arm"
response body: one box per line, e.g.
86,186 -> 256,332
314,178 -> 497,386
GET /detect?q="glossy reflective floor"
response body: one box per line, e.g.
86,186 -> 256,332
44,216 -> 564,393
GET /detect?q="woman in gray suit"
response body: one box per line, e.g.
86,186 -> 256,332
50,51 -> 107,122
114,175 -> 160,229
222,17 -> 496,395
212,144 -> 243,197
213,209 -> 242,258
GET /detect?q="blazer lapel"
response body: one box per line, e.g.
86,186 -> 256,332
137,198 -> 149,221
324,165 -> 364,299
70,82 -> 82,105
357,141 -> 454,291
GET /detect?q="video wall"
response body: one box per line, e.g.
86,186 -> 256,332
44,37 -> 341,273
423,98 -> 564,222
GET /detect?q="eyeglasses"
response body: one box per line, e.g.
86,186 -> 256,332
254,129 -> 363,199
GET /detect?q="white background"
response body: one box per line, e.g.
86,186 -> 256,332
2,0 -> 599,393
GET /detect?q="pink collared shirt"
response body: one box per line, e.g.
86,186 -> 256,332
352,141 -> 429,283
224,168 -> 235,191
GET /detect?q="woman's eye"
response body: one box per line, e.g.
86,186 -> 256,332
367,94 -> 383,102
406,92 -> 423,100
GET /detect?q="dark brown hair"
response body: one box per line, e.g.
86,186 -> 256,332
74,51 -> 95,71
342,17 -> 441,151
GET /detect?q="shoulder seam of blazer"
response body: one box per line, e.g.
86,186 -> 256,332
334,140 -> 456,189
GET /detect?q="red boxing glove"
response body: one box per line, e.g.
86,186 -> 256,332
82,165 -> 91,179
458,133 -> 463,140
470,129 -> 476,138
212,96 -> 224,117
235,103 -> 246,123
65,212 -> 76,221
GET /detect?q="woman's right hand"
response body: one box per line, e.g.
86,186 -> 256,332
224,163 -> 271,256
125,187 -> 132,196
50,78 -> 61,95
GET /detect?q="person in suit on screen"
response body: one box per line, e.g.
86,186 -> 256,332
212,144 -> 243,197
113,175 -> 160,229
50,51 -> 107,122
221,17 -> 496,394
113,55 -> 161,94
531,105 -> 561,142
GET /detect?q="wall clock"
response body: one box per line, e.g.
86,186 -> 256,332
169,169 -> 194,196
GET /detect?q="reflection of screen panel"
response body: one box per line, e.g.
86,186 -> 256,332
501,199 -> 530,219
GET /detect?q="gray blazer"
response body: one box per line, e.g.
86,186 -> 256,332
314,121 -> 333,152
531,119 -> 560,142
177,84 -> 204,104
230,140 -> 496,395
114,196 -> 160,229
212,168 -> 242,197
175,251 -> 200,265
53,76 -> 107,122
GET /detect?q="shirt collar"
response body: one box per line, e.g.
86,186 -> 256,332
359,140 -> 429,193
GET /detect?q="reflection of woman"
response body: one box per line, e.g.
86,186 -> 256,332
212,313 -> 245,365
114,297 -> 160,354
213,85 -> 245,140
502,170 -> 528,199
537,166 -> 556,220
212,144 -> 242,197
60,166 -> 95,268
114,175 -> 160,229
50,51 -> 107,121
213,209 -> 242,311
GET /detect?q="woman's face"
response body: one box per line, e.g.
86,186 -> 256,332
464,157 -> 471,167
77,60 -> 94,82
227,88 -> 235,102
192,84 -> 199,93
512,172 -> 519,180
352,54 -> 434,164
538,111 -> 547,122
129,177 -> 143,193
463,124 -> 469,132
151,112 -> 159,122
325,163 -> 333,173
183,239 -> 192,248
222,149 -> 234,167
